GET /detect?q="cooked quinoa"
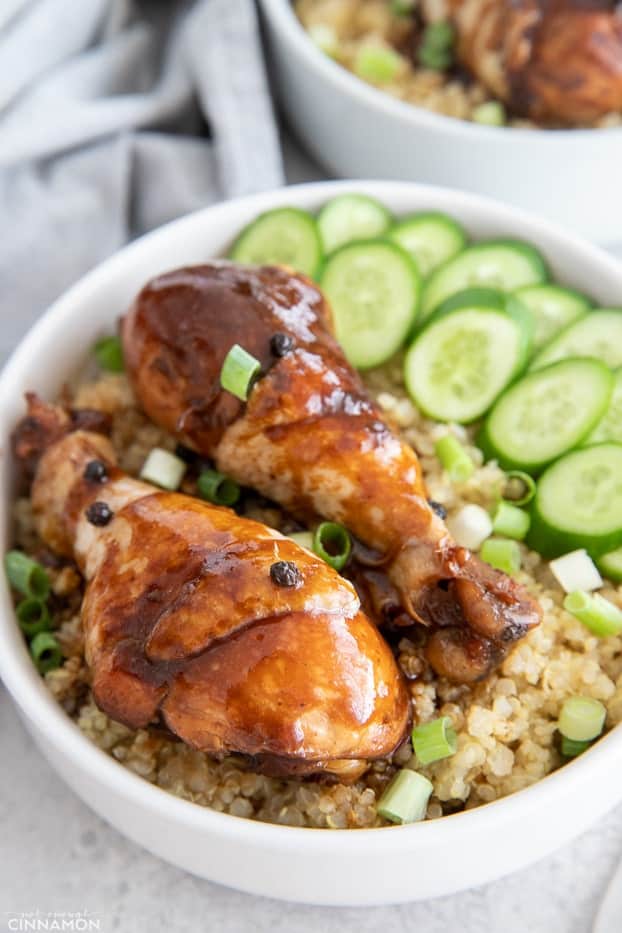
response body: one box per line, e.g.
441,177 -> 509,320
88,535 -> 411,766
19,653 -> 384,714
295,0 -> 622,129
11,365 -> 622,829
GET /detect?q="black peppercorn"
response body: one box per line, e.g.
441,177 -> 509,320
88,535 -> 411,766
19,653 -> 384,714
270,333 -> 295,357
428,499 -> 447,520
270,560 -> 302,588
85,501 -> 114,527
83,459 -> 108,483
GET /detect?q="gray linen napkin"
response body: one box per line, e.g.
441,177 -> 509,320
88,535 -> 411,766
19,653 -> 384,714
0,0 -> 284,363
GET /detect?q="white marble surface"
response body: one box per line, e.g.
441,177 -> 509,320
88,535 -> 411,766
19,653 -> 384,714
3,137 -> 622,933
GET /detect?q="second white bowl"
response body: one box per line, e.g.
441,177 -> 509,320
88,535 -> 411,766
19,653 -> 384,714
259,0 -> 622,246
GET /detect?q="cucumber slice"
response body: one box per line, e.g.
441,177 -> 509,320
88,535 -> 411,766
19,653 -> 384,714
321,240 -> 420,369
585,368 -> 622,445
596,546 -> 622,583
318,194 -> 392,254
514,284 -> 592,351
528,443 -> 622,558
388,212 -> 467,277
404,297 -> 530,423
531,309 -> 622,371
480,358 -> 613,473
229,207 -> 322,278
421,239 -> 548,322
433,287 -> 535,345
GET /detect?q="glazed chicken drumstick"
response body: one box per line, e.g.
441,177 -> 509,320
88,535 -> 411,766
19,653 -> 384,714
423,0 -> 622,125
122,263 -> 541,684
15,396 -> 410,778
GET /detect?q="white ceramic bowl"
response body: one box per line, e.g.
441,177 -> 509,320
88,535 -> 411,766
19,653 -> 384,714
2,181 -> 622,907
259,0 -> 622,246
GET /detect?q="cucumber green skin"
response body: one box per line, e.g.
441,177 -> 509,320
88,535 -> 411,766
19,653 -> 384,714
405,304 -> 529,424
527,443 -> 622,559
530,307 -> 622,371
584,367 -> 622,445
388,211 -> 467,276
318,194 -> 393,254
320,238 -> 421,370
478,358 -> 613,474
229,207 -> 323,279
596,547 -> 622,583
421,238 -> 548,322
514,284 -> 593,351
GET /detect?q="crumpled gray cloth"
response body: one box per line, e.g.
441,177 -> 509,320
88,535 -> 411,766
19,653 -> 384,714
0,0 -> 284,363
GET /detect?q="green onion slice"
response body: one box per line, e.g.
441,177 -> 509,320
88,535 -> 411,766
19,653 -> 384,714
220,344 -> 261,401
354,45 -> 402,83
94,336 -> 124,372
491,501 -> 530,541
289,531 -> 314,550
16,598 -> 51,638
412,717 -> 457,765
422,21 -> 455,51
563,591 -> 622,638
500,470 -> 536,507
4,550 -> 50,600
434,435 -> 474,483
558,696 -> 606,742
480,537 -> 521,576
377,769 -> 433,824
560,736 -> 592,758
472,102 -> 506,127
391,0 -> 415,15
312,522 -> 352,571
140,448 -> 186,491
197,469 -> 240,507
30,632 -> 63,674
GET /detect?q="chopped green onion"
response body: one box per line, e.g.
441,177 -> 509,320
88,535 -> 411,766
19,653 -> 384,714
289,531 -> 314,550
558,696 -> 606,742
418,21 -> 454,70
491,501 -> 530,541
377,769 -> 433,824
140,448 -> 186,491
30,632 -> 63,674
563,591 -> 622,637
220,344 -> 261,401
391,0 -> 415,15
197,469 -> 240,507
480,537 -> 521,576
308,24 -> 339,57
313,522 -> 352,571
434,435 -> 474,483
94,336 -> 124,372
4,550 -> 50,600
16,598 -> 51,638
418,46 -> 452,70
551,551 -> 602,595
354,45 -> 403,83
472,101 -> 506,127
446,504 -> 492,550
412,717 -> 457,765
560,736 -> 591,758
501,470 -> 536,507
422,21 -> 455,51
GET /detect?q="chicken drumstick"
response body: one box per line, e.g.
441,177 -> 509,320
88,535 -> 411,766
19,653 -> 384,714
122,263 -> 541,684
15,395 -> 409,778
423,0 -> 622,125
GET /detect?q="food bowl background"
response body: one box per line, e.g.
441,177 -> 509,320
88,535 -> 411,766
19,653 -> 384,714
2,181 -> 622,906
258,0 -> 622,247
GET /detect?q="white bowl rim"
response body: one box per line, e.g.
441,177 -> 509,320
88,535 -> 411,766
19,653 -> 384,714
260,0 -> 622,141
2,179 -> 622,856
